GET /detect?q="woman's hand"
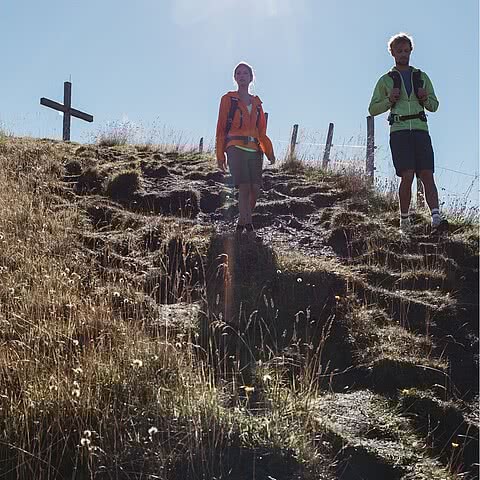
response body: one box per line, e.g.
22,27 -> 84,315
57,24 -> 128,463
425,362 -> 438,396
217,156 -> 227,172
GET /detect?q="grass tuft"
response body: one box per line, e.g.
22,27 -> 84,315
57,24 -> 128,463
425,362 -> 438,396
105,168 -> 141,200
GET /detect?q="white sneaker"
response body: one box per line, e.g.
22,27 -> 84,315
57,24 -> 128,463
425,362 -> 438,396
399,217 -> 411,234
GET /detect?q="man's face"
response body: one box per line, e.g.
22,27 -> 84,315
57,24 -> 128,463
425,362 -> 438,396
392,41 -> 412,66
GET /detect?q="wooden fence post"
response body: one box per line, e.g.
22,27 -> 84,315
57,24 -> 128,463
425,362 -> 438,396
322,122 -> 334,169
289,124 -> 299,160
366,116 -> 375,182
199,137 -> 203,153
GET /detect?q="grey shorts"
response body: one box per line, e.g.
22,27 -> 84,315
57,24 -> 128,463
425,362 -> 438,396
389,130 -> 434,177
226,146 -> 263,187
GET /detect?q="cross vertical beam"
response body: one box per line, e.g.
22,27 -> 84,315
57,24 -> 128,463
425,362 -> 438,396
63,82 -> 72,141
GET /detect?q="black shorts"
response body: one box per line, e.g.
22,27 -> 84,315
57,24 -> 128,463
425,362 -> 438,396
226,146 -> 263,187
389,130 -> 434,177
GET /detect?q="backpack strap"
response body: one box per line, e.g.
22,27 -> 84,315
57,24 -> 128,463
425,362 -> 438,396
255,104 -> 261,128
412,70 -> 423,99
225,97 -> 241,135
388,70 -> 402,90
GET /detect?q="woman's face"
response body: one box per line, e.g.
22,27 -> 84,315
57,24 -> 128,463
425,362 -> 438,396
234,65 -> 252,88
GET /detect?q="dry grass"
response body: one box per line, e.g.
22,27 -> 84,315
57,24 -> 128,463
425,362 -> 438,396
92,120 -> 204,154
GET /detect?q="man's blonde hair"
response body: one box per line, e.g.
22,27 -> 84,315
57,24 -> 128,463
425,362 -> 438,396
388,33 -> 414,54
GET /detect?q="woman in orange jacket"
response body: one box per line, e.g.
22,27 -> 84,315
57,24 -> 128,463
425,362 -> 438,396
216,62 -> 275,238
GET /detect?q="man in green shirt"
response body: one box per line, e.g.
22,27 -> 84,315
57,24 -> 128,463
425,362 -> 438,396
369,32 -> 447,234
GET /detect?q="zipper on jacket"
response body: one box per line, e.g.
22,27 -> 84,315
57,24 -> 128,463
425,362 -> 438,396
397,67 -> 413,130
394,67 -> 411,131
409,69 -> 413,130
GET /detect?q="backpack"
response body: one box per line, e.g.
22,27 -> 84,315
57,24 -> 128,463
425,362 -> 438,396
224,97 -> 262,135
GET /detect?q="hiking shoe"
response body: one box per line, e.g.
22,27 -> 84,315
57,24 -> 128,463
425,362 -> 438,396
234,224 -> 245,240
245,230 -> 261,242
244,224 -> 260,242
399,217 -> 411,234
431,218 -> 449,235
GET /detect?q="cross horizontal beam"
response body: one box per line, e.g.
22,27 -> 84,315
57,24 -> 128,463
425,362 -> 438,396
40,97 -> 93,122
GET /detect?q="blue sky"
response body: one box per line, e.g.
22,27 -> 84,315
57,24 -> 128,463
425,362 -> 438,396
1,0 -> 478,207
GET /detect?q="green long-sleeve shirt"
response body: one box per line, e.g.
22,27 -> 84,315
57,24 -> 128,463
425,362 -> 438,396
368,66 -> 439,133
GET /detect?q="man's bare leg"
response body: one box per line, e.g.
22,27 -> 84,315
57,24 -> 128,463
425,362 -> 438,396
399,169 -> 415,214
417,170 -> 439,210
418,170 -> 444,228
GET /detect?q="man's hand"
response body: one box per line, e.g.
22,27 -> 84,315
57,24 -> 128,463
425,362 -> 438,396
417,88 -> 428,104
389,88 -> 400,104
217,156 -> 227,172
268,156 -> 276,166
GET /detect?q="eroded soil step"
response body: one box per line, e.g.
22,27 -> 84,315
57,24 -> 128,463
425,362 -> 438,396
346,307 -> 449,394
354,284 -> 456,332
353,248 -> 459,273
313,390 -> 456,479
353,264 -> 450,291
354,357 -> 449,395
354,284 -> 479,397
399,389 -> 479,476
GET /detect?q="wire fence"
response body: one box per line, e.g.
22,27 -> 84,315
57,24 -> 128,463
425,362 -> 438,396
269,122 -> 478,216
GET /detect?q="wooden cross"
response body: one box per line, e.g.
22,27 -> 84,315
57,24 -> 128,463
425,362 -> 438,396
40,81 -> 93,141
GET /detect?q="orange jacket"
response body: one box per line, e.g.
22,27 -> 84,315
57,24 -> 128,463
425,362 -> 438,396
215,91 -> 274,162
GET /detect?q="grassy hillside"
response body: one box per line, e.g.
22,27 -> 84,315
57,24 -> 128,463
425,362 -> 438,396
0,136 -> 478,479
